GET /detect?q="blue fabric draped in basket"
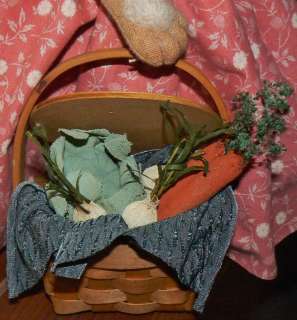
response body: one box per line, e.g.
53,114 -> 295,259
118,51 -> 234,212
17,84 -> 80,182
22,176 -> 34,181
6,149 -> 237,313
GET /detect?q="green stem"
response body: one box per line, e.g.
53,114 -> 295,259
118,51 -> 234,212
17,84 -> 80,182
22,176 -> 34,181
150,126 -> 232,201
193,126 -> 231,148
150,138 -> 187,201
29,131 -> 90,206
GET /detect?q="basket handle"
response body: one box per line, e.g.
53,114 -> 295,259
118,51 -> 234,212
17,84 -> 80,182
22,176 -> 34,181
12,48 -> 230,189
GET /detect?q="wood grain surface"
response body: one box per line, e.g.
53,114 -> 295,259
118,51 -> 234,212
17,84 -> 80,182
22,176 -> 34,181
0,291 -> 196,320
0,258 -> 280,320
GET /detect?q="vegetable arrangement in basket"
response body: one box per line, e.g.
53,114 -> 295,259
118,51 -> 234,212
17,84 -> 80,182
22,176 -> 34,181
28,81 -> 293,227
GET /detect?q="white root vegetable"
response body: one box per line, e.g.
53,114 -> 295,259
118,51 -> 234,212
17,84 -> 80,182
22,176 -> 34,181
122,196 -> 158,228
142,165 -> 159,194
122,165 -> 160,228
73,201 -> 107,222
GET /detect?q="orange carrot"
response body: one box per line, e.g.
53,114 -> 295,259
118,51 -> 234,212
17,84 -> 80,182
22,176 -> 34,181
188,140 -> 225,165
157,143 -> 245,221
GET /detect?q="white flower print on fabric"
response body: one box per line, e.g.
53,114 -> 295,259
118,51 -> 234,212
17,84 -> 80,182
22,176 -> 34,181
270,16 -> 283,29
213,14 -> 225,28
9,111 -> 17,125
0,139 -> 10,157
256,223 -> 270,239
271,159 -> 284,175
37,0 -> 53,16
26,70 -> 42,88
0,60 -> 8,76
61,0 -> 77,18
188,18 -> 204,38
233,51 -> 248,70
291,13 -> 297,29
251,42 -> 260,59
208,32 -> 228,50
275,211 -> 287,225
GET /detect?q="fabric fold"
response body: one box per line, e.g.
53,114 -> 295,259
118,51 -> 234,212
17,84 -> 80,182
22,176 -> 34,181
7,181 -> 237,312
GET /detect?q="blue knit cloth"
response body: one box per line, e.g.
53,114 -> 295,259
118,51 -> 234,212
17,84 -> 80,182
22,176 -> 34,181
6,149 -> 237,312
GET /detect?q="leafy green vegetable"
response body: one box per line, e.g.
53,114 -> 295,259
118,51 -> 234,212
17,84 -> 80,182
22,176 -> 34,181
27,125 -> 90,212
28,126 -> 146,218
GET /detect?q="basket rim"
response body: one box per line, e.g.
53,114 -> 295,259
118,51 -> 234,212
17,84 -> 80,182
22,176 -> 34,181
33,91 -> 220,119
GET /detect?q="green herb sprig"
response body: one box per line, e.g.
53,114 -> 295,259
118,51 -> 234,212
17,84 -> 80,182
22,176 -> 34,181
227,80 -> 293,160
27,125 -> 91,211
151,81 -> 293,201
150,103 -> 211,202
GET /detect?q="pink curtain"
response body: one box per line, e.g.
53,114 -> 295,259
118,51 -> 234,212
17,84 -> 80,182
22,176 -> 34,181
1,0 -> 297,279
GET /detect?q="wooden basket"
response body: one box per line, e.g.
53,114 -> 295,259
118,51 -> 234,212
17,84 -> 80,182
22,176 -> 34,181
43,242 -> 196,315
12,48 -> 230,315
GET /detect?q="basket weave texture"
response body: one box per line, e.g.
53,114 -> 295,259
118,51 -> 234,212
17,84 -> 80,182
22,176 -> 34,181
44,243 -> 195,314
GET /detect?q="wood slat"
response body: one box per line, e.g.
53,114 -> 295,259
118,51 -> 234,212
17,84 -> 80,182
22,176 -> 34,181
158,293 -> 196,312
86,278 -> 114,290
112,277 -> 162,294
152,289 -> 189,305
50,296 -> 90,315
162,277 -> 180,289
124,293 -> 152,304
0,290 -> 197,319
85,269 -> 124,280
44,272 -> 81,296
53,292 -> 80,300
79,288 -> 126,305
93,244 -> 156,270
149,268 -> 169,278
44,272 -> 55,296
124,269 -> 151,279
91,303 -> 116,313
114,301 -> 159,314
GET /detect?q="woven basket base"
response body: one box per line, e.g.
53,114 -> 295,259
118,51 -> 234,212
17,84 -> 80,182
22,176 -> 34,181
44,242 -> 196,315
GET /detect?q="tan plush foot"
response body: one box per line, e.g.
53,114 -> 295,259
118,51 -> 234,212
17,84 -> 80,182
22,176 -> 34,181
101,0 -> 189,67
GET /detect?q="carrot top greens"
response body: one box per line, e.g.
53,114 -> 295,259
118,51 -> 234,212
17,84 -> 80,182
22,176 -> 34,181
151,81 -> 293,201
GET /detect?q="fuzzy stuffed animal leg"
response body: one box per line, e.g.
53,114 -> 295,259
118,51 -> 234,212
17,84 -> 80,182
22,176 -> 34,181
101,0 -> 189,67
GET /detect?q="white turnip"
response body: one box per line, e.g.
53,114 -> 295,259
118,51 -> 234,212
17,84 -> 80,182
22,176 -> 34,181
73,201 -> 107,222
122,165 -> 159,228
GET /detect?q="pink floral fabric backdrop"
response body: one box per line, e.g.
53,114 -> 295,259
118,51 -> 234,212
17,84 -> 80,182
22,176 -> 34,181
0,0 -> 297,280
